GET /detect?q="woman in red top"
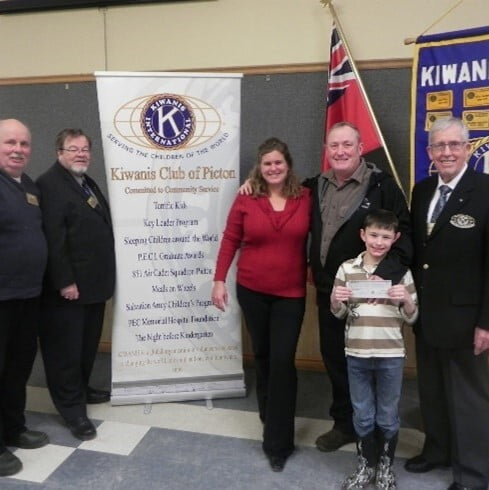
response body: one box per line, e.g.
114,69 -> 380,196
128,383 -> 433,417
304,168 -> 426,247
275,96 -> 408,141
212,137 -> 311,472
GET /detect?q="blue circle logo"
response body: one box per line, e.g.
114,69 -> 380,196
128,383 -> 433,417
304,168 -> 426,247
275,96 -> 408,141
469,137 -> 489,173
141,94 -> 195,149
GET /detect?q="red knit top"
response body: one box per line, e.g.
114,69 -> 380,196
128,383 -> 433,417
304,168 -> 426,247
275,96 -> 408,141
214,187 -> 311,298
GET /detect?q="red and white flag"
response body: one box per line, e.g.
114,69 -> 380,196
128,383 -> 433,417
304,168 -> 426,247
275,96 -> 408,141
322,25 -> 382,171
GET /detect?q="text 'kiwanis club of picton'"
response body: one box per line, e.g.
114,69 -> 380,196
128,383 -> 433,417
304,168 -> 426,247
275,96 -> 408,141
110,165 -> 236,181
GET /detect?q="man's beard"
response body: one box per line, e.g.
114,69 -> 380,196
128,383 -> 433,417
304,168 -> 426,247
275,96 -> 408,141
70,164 -> 88,176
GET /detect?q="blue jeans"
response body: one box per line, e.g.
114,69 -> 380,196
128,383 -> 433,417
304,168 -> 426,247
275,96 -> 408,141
346,355 -> 404,439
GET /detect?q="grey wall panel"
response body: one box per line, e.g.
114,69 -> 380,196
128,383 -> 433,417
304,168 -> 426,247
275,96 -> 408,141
240,72 -> 327,182
0,82 -> 105,187
0,67 -> 411,196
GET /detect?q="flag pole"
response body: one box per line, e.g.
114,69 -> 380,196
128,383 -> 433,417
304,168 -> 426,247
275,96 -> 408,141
320,0 -> 406,197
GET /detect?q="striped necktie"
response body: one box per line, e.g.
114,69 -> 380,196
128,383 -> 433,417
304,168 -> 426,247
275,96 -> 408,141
81,178 -> 92,197
430,185 -> 451,223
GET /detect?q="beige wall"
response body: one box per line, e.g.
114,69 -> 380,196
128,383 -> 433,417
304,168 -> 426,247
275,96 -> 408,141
0,0 -> 488,79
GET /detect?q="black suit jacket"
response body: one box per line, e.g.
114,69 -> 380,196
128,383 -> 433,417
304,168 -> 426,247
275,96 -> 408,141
411,168 -> 489,348
37,161 -> 115,304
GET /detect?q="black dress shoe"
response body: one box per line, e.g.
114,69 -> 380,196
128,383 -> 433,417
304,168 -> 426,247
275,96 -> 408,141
405,454 -> 450,473
267,455 -> 286,472
5,429 -> 49,449
86,387 -> 110,404
68,416 -> 97,441
315,428 -> 356,452
447,483 -> 487,490
0,449 -> 22,477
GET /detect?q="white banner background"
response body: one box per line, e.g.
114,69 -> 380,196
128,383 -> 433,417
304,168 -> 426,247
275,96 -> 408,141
95,71 -> 244,405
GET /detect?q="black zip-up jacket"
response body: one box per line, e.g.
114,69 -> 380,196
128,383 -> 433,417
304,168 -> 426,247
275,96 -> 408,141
304,162 -> 413,295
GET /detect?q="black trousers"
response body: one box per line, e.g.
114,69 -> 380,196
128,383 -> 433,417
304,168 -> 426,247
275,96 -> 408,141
237,284 -> 304,458
416,335 -> 489,488
317,291 -> 354,435
40,301 -> 105,423
0,297 -> 40,451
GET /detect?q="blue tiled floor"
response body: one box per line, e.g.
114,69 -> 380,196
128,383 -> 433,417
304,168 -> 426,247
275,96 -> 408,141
0,353 -> 452,489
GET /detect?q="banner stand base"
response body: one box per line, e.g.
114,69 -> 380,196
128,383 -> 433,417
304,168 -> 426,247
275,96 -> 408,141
110,387 -> 246,406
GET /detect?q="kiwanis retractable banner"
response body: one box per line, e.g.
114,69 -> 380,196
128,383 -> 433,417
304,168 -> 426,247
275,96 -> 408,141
411,26 -> 489,184
95,71 -> 245,405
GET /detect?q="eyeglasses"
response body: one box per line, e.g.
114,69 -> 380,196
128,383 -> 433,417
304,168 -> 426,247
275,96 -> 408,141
61,147 -> 90,154
429,141 -> 467,152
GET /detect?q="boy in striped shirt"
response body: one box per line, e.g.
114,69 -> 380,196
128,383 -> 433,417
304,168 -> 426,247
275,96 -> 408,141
331,209 -> 418,490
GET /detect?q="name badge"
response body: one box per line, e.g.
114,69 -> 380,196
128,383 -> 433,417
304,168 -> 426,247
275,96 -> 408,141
450,213 -> 476,228
87,196 -> 99,209
26,192 -> 39,206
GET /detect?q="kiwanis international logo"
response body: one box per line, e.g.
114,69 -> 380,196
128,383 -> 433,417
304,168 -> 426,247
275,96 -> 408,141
113,93 -> 222,150
142,95 -> 194,150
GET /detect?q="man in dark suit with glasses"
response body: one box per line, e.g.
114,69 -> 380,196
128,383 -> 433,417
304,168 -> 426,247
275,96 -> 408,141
37,128 -> 115,442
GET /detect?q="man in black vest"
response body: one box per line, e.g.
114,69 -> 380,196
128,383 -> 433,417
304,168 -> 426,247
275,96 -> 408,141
0,119 -> 49,477
37,129 -> 115,441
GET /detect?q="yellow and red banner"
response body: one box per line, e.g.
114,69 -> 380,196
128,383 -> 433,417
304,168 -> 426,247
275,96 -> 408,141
323,25 -> 383,171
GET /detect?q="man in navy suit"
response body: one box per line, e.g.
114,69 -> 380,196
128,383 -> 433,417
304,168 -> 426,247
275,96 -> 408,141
37,129 -> 115,441
0,119 -> 49,477
406,117 -> 489,490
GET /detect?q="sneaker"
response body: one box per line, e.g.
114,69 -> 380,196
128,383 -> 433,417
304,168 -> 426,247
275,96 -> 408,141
316,428 -> 356,452
0,449 -> 22,477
